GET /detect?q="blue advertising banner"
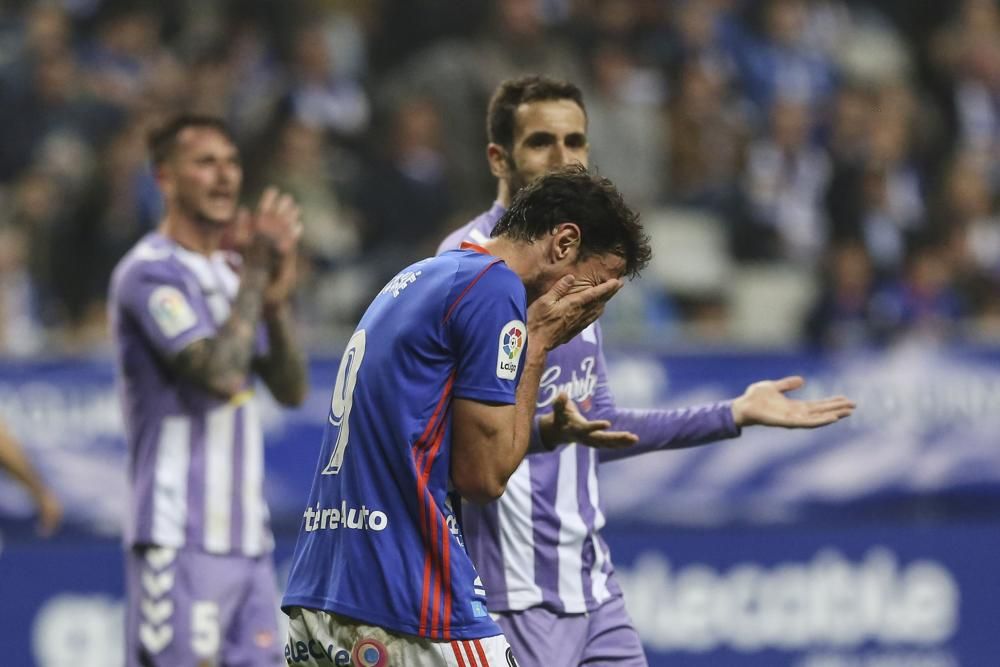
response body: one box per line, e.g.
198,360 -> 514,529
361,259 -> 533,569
2,522 -> 996,666
1,345 -> 998,665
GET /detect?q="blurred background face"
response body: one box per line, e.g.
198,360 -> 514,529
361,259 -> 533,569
160,127 -> 242,226
504,99 -> 589,197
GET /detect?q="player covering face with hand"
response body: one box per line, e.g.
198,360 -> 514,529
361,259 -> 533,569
282,165 -> 650,666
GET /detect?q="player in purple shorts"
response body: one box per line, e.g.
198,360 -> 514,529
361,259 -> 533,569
282,166 -> 650,666
109,114 -> 308,667
438,76 -> 856,666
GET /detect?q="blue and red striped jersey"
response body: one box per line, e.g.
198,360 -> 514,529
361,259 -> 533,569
282,246 -> 527,640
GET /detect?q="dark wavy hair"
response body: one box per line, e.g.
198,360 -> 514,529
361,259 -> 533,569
487,75 -> 586,150
148,114 -> 237,166
491,165 -> 650,279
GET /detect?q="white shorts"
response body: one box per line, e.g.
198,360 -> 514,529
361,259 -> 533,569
284,606 -> 517,667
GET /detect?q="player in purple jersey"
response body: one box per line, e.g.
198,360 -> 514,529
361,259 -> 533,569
438,76 -> 856,667
109,114 -> 309,667
282,166 -> 650,666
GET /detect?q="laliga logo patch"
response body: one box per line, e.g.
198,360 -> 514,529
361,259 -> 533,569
147,285 -> 198,338
352,638 -> 388,667
496,319 -> 526,380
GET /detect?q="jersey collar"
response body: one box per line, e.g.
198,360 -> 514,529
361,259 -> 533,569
460,241 -> 492,255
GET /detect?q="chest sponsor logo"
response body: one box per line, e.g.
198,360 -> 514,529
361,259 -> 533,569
147,285 -> 198,339
497,320 -> 526,380
302,501 -> 389,532
538,356 -> 598,409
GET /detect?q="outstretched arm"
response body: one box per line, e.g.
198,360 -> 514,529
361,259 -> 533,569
0,422 -> 62,536
537,336 -> 853,461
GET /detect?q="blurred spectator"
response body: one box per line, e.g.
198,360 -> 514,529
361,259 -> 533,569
825,84 -> 925,272
667,59 -> 749,208
735,96 -> 831,262
287,24 -> 370,139
0,44 -> 119,182
654,0 -> 736,81
871,240 -> 966,342
255,116 -> 363,335
80,5 -> 179,113
585,40 -> 668,208
804,241 -> 883,349
931,0 -> 1000,170
357,96 -> 453,281
732,0 -> 838,117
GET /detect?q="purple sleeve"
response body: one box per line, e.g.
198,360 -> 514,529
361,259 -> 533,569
117,261 -> 216,359
589,331 -> 741,463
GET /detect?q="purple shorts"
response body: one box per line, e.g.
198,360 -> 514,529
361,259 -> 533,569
125,546 -> 283,667
495,594 -> 646,667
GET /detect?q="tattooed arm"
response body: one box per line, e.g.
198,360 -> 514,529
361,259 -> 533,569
253,301 -> 308,407
170,186 -> 306,402
170,238 -> 271,399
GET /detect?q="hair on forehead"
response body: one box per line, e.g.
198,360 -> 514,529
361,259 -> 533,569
491,165 -> 650,280
148,114 -> 237,166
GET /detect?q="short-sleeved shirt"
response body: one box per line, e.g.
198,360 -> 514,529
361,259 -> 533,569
109,232 -> 272,556
282,246 -> 527,641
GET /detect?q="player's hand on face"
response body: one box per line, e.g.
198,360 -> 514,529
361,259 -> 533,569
730,376 -> 855,429
540,393 -> 638,450
253,186 -> 303,256
528,274 -> 623,351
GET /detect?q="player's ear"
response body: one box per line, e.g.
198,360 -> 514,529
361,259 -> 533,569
487,143 -> 508,179
551,222 -> 581,262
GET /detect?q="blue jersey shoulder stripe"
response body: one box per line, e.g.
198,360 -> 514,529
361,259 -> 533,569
442,259 -> 503,324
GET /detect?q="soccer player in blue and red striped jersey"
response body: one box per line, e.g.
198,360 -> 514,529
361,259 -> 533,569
281,166 -> 651,665
110,115 -> 308,667
438,76 -> 855,666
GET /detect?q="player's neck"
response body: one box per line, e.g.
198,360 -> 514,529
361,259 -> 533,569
485,237 -> 545,300
496,182 -> 512,208
159,212 -> 225,256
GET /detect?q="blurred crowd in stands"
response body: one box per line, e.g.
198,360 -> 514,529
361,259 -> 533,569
0,0 -> 998,354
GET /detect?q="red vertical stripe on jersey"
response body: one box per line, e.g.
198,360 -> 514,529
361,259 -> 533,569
417,409 -> 452,638
451,642 -> 469,667
411,373 -> 455,636
442,259 -> 503,324
462,641 -> 479,667
430,482 -> 442,637
440,509 -> 452,639
473,639 -> 489,666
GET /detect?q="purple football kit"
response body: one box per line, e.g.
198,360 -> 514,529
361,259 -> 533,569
439,205 -> 741,666
110,232 -> 281,666
282,245 -> 529,664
